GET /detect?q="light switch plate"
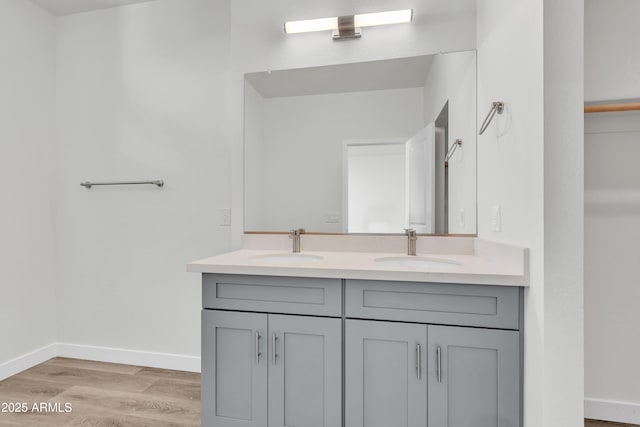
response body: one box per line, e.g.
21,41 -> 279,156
492,205 -> 501,232
220,208 -> 231,226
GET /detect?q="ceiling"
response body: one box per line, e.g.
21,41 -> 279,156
30,0 -> 476,19
29,0 -> 158,16
245,54 -> 439,98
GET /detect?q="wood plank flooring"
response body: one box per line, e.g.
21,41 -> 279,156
0,358 -> 637,426
0,358 -> 200,426
587,421 -> 639,427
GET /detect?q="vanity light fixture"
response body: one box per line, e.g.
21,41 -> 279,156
284,9 -> 413,40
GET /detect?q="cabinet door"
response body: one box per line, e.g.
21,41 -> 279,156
428,325 -> 520,427
268,314 -> 342,427
345,319 -> 427,427
202,310 -> 268,427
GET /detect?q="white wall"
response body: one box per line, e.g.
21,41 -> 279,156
423,50 -> 476,234
584,1 -> 640,419
247,88 -> 423,232
477,0 -> 584,426
585,113 -> 640,410
54,0 -> 232,361
585,0 -> 640,102
0,0 -> 499,369
476,4 -> 545,423
542,1 -> 584,425
0,0 -> 475,369
229,0 -> 477,243
0,0 -> 57,366
231,0 -> 477,75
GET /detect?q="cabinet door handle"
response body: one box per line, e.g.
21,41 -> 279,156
255,332 -> 262,364
436,346 -> 442,383
416,344 -> 422,379
272,333 -> 279,365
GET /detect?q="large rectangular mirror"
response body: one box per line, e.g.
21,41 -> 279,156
244,50 -> 476,235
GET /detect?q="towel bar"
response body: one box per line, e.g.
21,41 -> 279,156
80,180 -> 164,189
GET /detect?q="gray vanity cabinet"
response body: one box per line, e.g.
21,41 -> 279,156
201,274 -> 522,427
427,325 -> 520,427
345,321 -> 520,427
202,301 -> 341,427
344,279 -> 522,427
345,319 -> 428,427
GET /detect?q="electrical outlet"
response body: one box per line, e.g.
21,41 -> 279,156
220,208 -> 231,226
492,205 -> 501,232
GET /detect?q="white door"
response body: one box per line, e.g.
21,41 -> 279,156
406,124 -> 436,233
343,140 -> 407,233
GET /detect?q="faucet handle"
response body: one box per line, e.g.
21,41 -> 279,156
289,228 -> 305,238
404,228 -> 418,256
404,228 -> 417,237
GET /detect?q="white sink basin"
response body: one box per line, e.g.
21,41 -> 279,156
375,256 -> 463,268
251,253 -> 324,264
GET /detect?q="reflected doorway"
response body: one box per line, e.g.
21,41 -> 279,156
343,140 -> 407,233
435,102 -> 449,234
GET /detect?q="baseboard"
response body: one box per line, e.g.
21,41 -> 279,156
0,343 -> 58,381
585,398 -> 640,424
0,343 -> 200,380
56,343 -> 201,373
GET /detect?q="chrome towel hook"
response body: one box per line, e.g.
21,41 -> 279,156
479,101 -> 504,135
445,139 -> 463,162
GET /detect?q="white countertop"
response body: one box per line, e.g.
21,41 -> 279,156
187,237 -> 529,286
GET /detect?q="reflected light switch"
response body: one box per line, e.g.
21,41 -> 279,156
220,208 -> 231,226
324,212 -> 340,223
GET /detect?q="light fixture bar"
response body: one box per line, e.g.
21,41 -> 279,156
333,15 -> 361,40
284,9 -> 413,36
354,9 -> 413,28
284,17 -> 338,34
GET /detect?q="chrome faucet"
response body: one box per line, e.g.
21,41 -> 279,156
404,229 -> 417,256
289,228 -> 305,253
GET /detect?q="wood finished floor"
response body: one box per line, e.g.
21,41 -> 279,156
587,421 -> 639,427
0,358 -> 637,426
0,358 -> 200,426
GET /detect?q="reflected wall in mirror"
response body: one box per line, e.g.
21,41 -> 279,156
244,50 -> 476,235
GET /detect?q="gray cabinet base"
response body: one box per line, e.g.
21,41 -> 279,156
201,275 -> 523,427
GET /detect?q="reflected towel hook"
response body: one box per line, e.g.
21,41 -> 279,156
445,139 -> 463,162
479,101 -> 504,135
